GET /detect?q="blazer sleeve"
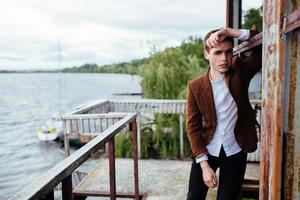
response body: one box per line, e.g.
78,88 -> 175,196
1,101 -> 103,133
239,29 -> 262,80
186,82 -> 207,158
240,45 -> 262,82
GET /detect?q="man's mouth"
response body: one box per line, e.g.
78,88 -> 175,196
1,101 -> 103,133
220,64 -> 228,67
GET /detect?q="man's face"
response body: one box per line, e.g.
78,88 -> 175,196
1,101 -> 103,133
204,41 -> 233,74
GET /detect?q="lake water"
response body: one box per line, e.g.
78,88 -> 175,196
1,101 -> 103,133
0,73 -> 142,199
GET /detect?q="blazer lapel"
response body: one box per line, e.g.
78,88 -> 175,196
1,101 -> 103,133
224,68 -> 242,108
224,68 -> 233,88
202,68 -> 217,124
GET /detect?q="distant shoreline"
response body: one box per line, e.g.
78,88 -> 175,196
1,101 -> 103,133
0,70 -> 135,74
0,70 -> 59,73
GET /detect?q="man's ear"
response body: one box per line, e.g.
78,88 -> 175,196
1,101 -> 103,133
204,49 -> 209,60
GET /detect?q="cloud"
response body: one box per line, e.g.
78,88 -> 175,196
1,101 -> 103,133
0,0 -> 262,70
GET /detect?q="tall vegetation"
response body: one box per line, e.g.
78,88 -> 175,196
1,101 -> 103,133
113,37 -> 208,159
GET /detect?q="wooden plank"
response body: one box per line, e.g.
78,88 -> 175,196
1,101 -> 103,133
73,191 -> 145,198
107,99 -> 186,114
69,100 -> 110,115
61,113 -> 129,120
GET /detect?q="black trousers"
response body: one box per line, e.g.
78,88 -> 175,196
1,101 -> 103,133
187,146 -> 247,200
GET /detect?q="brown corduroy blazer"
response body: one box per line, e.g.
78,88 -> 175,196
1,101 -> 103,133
186,46 -> 262,158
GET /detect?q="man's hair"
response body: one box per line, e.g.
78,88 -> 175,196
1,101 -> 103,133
204,29 -> 234,52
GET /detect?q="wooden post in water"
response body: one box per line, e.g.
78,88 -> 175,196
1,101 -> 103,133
63,120 -> 70,156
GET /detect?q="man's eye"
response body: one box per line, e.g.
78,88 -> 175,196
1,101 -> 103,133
214,52 -> 221,55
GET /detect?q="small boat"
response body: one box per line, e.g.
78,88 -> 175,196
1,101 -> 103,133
37,118 -> 62,141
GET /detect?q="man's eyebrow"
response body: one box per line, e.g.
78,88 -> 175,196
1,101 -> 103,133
212,48 -> 233,52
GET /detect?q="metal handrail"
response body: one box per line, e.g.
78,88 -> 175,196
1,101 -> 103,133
9,113 -> 138,200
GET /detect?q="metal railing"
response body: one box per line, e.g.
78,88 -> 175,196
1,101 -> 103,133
9,113 -> 139,200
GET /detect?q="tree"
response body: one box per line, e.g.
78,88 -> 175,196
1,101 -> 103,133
243,7 -> 263,31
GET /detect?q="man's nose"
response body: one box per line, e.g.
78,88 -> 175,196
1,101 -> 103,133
221,52 -> 227,60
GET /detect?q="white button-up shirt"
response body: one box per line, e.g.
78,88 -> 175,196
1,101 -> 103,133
196,74 -> 241,163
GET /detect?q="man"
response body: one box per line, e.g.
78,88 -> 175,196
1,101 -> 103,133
186,27 -> 261,200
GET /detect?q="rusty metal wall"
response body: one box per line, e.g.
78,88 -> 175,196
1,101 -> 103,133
281,1 -> 300,199
260,0 -> 286,199
261,0 -> 300,199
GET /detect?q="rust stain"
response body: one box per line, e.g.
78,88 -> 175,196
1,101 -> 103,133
264,0 -> 275,28
260,100 -> 271,198
283,132 -> 295,200
260,0 -> 286,197
272,103 -> 283,199
267,44 -> 276,55
298,165 -> 300,199
287,34 -> 298,132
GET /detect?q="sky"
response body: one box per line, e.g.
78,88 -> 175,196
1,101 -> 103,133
0,0 -> 262,71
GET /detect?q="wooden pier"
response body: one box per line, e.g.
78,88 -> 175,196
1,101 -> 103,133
73,158 -> 259,200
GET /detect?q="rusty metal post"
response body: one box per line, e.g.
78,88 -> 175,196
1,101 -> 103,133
64,133 -> 70,156
63,120 -> 70,156
108,138 -> 116,200
233,0 -> 241,46
233,0 -> 242,29
62,175 -> 72,200
226,0 -> 233,28
226,0 -> 241,29
227,0 -> 242,46
260,0 -> 286,199
131,119 -> 140,200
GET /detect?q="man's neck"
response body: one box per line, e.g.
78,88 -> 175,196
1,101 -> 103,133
209,68 -> 224,81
